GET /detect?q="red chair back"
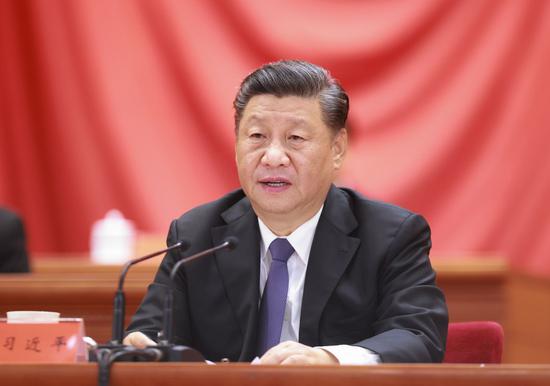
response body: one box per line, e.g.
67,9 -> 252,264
443,321 -> 504,363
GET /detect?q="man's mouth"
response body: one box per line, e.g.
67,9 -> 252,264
259,178 -> 291,188
262,181 -> 288,187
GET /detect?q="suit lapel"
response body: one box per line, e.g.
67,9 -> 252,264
299,186 -> 360,346
211,197 -> 260,361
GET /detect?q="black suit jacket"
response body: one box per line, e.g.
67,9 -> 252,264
0,208 -> 30,273
127,186 -> 448,362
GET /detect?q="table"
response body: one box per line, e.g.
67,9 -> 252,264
0,363 -> 548,386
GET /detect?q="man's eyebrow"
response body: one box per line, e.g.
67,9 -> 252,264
240,114 -> 266,128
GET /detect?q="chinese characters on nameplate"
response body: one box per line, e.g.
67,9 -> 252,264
0,318 -> 87,362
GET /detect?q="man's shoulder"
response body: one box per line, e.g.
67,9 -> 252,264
330,187 -> 431,267
335,186 -> 418,219
330,186 -> 428,234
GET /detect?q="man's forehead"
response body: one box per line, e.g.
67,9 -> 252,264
243,112 -> 310,126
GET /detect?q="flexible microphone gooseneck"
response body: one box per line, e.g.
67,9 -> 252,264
111,240 -> 191,344
159,237 -> 239,345
93,240 -> 191,386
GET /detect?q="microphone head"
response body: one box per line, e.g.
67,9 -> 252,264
177,238 -> 191,252
224,236 -> 239,250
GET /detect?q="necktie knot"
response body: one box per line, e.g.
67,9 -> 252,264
269,238 -> 294,263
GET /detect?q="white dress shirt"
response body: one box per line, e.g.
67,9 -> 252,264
258,207 -> 380,365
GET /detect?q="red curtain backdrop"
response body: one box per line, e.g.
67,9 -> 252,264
1,0 -> 549,276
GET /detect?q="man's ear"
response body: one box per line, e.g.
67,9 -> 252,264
332,128 -> 348,170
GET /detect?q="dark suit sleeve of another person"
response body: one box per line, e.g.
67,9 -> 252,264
350,203 -> 448,362
0,208 -> 30,273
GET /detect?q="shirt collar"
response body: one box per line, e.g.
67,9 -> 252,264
257,206 -> 324,265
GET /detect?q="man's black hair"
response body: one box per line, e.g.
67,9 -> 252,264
233,60 -> 349,134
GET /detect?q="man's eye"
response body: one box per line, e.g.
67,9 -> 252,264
250,133 -> 264,139
289,135 -> 304,142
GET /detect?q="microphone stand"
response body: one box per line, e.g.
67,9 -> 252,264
91,240 -> 204,386
112,241 -> 189,345
92,237 -> 238,386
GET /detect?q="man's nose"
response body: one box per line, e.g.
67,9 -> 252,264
261,141 -> 290,167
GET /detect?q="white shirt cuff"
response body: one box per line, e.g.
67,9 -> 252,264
318,344 -> 381,365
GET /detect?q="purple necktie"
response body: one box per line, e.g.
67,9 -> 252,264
257,238 -> 294,356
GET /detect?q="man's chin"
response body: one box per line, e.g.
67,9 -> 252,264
249,199 -> 298,218
256,203 -> 295,216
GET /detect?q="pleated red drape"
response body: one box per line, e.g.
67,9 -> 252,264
1,0 -> 549,276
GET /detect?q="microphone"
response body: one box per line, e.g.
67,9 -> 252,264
159,237 -> 239,345
92,238 -> 198,385
110,239 -> 190,345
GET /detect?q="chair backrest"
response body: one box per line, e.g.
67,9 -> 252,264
443,321 -> 504,363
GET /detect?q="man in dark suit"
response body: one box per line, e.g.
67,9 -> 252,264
0,207 -> 30,273
125,60 -> 448,364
